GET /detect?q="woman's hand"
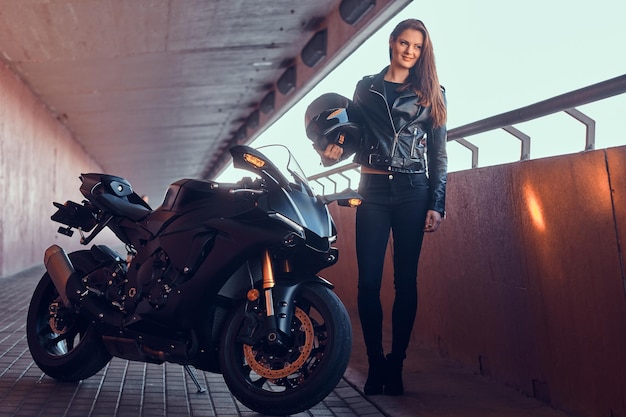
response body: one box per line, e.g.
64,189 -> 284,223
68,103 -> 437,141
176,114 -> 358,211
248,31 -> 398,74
423,210 -> 443,232
323,144 -> 344,161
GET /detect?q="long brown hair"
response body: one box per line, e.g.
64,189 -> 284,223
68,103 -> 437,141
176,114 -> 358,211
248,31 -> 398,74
390,19 -> 446,127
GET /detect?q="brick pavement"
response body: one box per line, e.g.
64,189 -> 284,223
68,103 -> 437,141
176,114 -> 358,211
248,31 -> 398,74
1,265 -> 573,417
0,266 -> 385,417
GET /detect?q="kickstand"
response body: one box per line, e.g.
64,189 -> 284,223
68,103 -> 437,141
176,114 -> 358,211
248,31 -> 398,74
183,365 -> 207,393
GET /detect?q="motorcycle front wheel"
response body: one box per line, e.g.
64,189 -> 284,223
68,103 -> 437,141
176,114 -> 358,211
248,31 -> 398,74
26,250 -> 112,381
219,283 -> 352,415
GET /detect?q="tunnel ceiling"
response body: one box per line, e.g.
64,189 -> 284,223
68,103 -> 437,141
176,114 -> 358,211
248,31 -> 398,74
0,0 -> 409,201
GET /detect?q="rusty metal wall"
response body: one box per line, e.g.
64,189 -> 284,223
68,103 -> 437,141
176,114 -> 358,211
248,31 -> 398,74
327,146 -> 626,417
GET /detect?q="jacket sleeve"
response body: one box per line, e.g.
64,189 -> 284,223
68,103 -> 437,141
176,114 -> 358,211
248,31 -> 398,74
426,90 -> 448,216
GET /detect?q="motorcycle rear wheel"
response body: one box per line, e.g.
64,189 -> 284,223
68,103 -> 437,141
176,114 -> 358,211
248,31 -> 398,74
26,251 -> 112,381
219,283 -> 352,415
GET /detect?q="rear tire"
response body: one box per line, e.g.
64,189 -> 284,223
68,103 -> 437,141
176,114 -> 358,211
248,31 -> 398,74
219,284 -> 352,415
26,251 -> 112,381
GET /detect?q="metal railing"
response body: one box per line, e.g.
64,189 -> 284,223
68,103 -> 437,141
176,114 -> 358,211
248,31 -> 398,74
308,74 -> 626,193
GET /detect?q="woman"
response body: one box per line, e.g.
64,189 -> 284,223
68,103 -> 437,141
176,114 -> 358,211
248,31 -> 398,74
324,19 -> 447,396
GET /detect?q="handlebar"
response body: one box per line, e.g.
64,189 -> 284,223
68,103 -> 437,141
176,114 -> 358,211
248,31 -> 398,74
229,188 -> 266,195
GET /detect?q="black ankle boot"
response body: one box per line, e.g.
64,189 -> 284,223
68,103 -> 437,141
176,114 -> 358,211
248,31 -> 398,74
364,355 -> 386,395
384,354 -> 404,395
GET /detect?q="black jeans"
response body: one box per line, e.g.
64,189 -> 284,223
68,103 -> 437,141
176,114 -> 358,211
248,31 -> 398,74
356,172 -> 429,360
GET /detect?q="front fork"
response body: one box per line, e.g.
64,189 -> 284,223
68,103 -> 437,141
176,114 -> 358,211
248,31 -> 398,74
258,250 -> 296,345
241,249 -> 332,347
262,250 -> 276,319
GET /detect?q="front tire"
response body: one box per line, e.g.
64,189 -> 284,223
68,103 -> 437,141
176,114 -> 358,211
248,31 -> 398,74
219,284 -> 352,415
26,251 -> 112,381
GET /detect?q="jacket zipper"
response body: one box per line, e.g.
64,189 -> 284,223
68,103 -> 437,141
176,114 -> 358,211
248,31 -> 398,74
370,84 -> 412,157
370,86 -> 408,157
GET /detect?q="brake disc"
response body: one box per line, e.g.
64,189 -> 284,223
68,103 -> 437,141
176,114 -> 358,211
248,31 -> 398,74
243,307 -> 314,379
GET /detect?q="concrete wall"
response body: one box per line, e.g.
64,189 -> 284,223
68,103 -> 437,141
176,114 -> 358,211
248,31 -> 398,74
0,61 -> 105,276
327,146 -> 626,417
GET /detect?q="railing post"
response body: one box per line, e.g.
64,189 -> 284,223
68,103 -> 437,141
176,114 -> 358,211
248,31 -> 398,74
564,107 -> 596,151
455,138 -> 479,168
503,126 -> 531,161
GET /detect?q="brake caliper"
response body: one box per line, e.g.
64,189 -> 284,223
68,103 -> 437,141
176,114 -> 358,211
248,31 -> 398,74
48,302 -> 69,334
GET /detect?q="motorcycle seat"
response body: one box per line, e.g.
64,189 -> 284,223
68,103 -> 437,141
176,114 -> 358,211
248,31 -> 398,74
81,174 -> 153,221
97,193 -> 152,221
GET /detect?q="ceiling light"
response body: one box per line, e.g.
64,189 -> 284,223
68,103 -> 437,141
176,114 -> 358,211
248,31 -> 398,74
339,0 -> 375,25
277,66 -> 296,95
301,29 -> 327,67
247,110 -> 260,129
260,92 -> 275,114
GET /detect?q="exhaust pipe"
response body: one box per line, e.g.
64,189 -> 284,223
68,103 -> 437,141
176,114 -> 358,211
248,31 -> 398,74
43,245 -> 125,328
44,245 -> 77,307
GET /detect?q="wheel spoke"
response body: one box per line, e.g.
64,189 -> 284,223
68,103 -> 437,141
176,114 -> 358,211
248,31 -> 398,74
42,332 -> 68,353
50,332 -> 66,345
38,325 -> 56,346
250,375 -> 269,388
40,325 -> 78,353
65,331 -> 76,350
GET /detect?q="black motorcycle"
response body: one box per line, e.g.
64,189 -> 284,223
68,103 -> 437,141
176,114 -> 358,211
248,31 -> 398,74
26,145 -> 360,415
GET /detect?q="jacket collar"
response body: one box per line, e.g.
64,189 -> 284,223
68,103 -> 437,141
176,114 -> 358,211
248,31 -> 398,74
368,66 -> 389,94
368,66 -> 418,100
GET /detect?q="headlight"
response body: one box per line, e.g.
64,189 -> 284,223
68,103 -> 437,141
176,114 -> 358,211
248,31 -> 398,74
268,212 -> 305,238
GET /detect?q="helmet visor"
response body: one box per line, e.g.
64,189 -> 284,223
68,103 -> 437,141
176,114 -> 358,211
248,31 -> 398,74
306,107 -> 350,140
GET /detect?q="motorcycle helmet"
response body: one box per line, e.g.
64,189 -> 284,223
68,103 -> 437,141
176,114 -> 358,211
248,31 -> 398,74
305,93 -> 361,166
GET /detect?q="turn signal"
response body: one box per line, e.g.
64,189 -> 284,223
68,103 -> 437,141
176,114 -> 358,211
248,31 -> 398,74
243,153 -> 266,168
347,198 -> 362,207
247,288 -> 260,301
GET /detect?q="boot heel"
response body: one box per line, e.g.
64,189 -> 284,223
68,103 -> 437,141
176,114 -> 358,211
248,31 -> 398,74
384,354 -> 404,395
363,356 -> 386,395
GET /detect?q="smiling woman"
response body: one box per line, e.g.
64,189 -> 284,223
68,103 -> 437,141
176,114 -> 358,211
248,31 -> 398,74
386,29 -> 423,77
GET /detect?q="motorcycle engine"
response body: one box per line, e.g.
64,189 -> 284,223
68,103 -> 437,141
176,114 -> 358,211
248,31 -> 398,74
84,261 -> 129,310
137,248 -> 183,310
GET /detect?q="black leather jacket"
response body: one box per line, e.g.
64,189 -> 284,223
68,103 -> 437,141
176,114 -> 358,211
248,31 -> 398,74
352,66 -> 448,216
